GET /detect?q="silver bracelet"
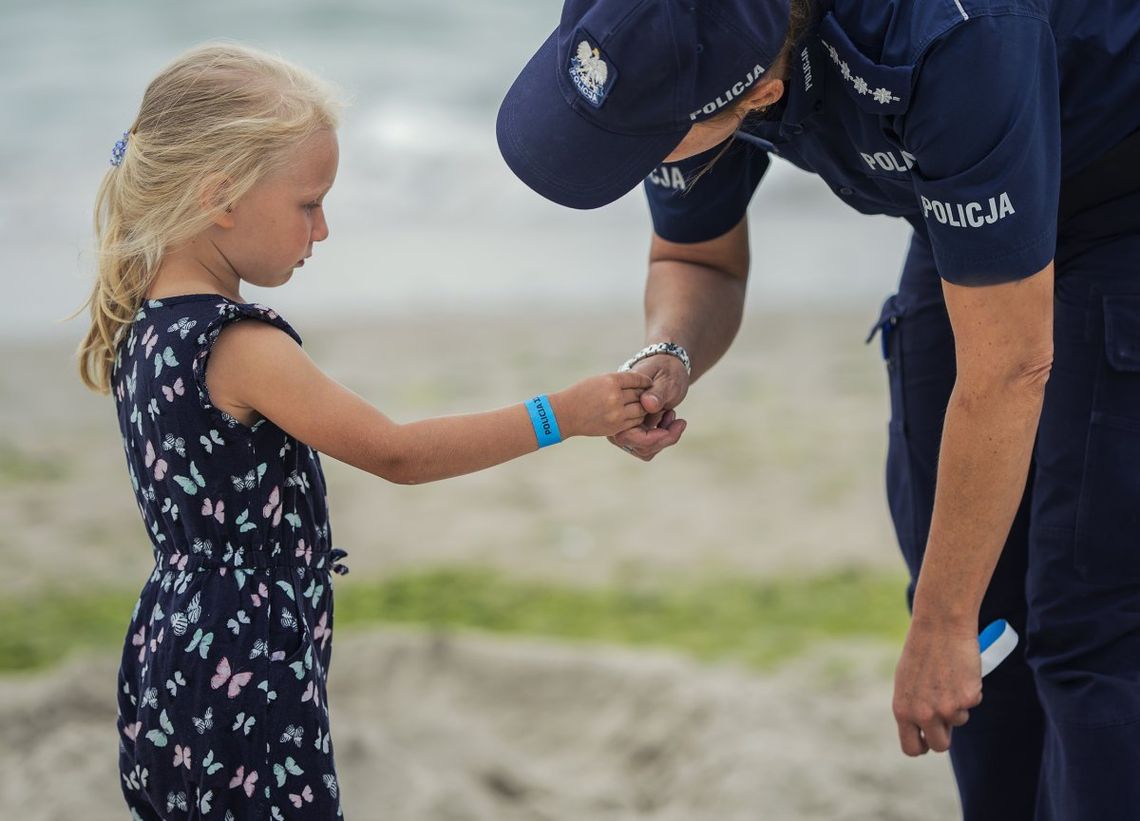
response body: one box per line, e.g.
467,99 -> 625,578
618,342 -> 691,375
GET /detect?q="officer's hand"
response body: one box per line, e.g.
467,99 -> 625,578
892,618 -> 982,756
609,354 -> 689,460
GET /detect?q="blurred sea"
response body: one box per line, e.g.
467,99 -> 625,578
0,0 -> 912,340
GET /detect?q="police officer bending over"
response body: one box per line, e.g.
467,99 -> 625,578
496,0 -> 1140,818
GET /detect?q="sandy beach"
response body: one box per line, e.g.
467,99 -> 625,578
0,308 -> 961,819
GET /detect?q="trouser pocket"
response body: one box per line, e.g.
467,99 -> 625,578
1074,295 -> 1140,582
868,296 -> 917,576
871,292 -> 1037,634
868,295 -> 961,604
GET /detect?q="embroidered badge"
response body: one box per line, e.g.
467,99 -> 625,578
813,12 -> 913,114
821,39 -> 900,105
820,38 -> 898,104
569,36 -> 616,107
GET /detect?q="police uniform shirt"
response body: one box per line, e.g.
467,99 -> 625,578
644,0 -> 1140,286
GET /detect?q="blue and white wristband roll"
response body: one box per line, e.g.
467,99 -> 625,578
525,395 -> 562,448
978,619 -> 1019,678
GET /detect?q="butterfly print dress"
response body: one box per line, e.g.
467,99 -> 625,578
112,296 -> 345,820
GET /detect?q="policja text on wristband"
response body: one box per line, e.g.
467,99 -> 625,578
525,395 -> 562,447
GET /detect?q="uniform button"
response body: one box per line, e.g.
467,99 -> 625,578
789,124 -> 804,135
839,187 -> 854,196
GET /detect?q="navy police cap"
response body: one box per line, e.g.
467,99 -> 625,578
497,0 -> 790,210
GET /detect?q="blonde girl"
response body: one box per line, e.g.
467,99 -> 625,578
81,42 -> 649,820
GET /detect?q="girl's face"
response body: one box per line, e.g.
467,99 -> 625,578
220,129 -> 339,289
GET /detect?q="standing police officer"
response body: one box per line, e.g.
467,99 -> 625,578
497,1 -> 1140,818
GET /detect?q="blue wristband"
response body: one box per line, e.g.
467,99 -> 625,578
525,395 -> 562,447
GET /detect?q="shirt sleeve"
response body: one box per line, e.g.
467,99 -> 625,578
902,13 -> 1060,285
642,138 -> 770,244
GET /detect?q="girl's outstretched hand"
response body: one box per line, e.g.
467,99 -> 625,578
551,371 -> 653,438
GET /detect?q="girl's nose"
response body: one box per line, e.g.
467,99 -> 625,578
313,209 -> 330,242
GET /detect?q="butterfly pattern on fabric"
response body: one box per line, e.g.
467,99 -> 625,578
111,296 -> 344,819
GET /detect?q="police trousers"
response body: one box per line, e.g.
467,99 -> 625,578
877,188 -> 1140,821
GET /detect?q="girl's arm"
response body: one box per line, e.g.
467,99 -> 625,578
206,319 -> 651,484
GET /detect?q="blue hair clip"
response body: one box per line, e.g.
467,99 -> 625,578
110,131 -> 130,167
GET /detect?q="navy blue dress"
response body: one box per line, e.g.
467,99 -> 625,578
112,294 -> 346,820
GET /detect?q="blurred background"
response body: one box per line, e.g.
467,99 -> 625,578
0,1 -> 958,818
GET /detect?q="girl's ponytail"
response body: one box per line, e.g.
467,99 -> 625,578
79,144 -> 158,393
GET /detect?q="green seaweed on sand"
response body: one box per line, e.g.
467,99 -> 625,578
0,566 -> 909,674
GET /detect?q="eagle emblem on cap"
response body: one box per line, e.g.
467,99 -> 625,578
569,39 -> 614,107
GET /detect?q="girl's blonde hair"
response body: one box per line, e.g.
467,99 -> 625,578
78,42 -> 342,393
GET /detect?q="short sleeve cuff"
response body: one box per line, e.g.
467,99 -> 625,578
644,139 -> 769,244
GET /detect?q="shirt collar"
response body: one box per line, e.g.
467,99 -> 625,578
780,35 -> 827,134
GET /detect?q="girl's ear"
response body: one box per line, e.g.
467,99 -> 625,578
199,174 -> 235,229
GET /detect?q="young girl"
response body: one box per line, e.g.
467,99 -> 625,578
78,43 -> 650,820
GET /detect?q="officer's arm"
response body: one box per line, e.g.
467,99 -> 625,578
644,216 -> 751,383
892,260 -> 1052,756
609,218 -> 750,460
623,141 -> 764,459
912,261 -> 1053,628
